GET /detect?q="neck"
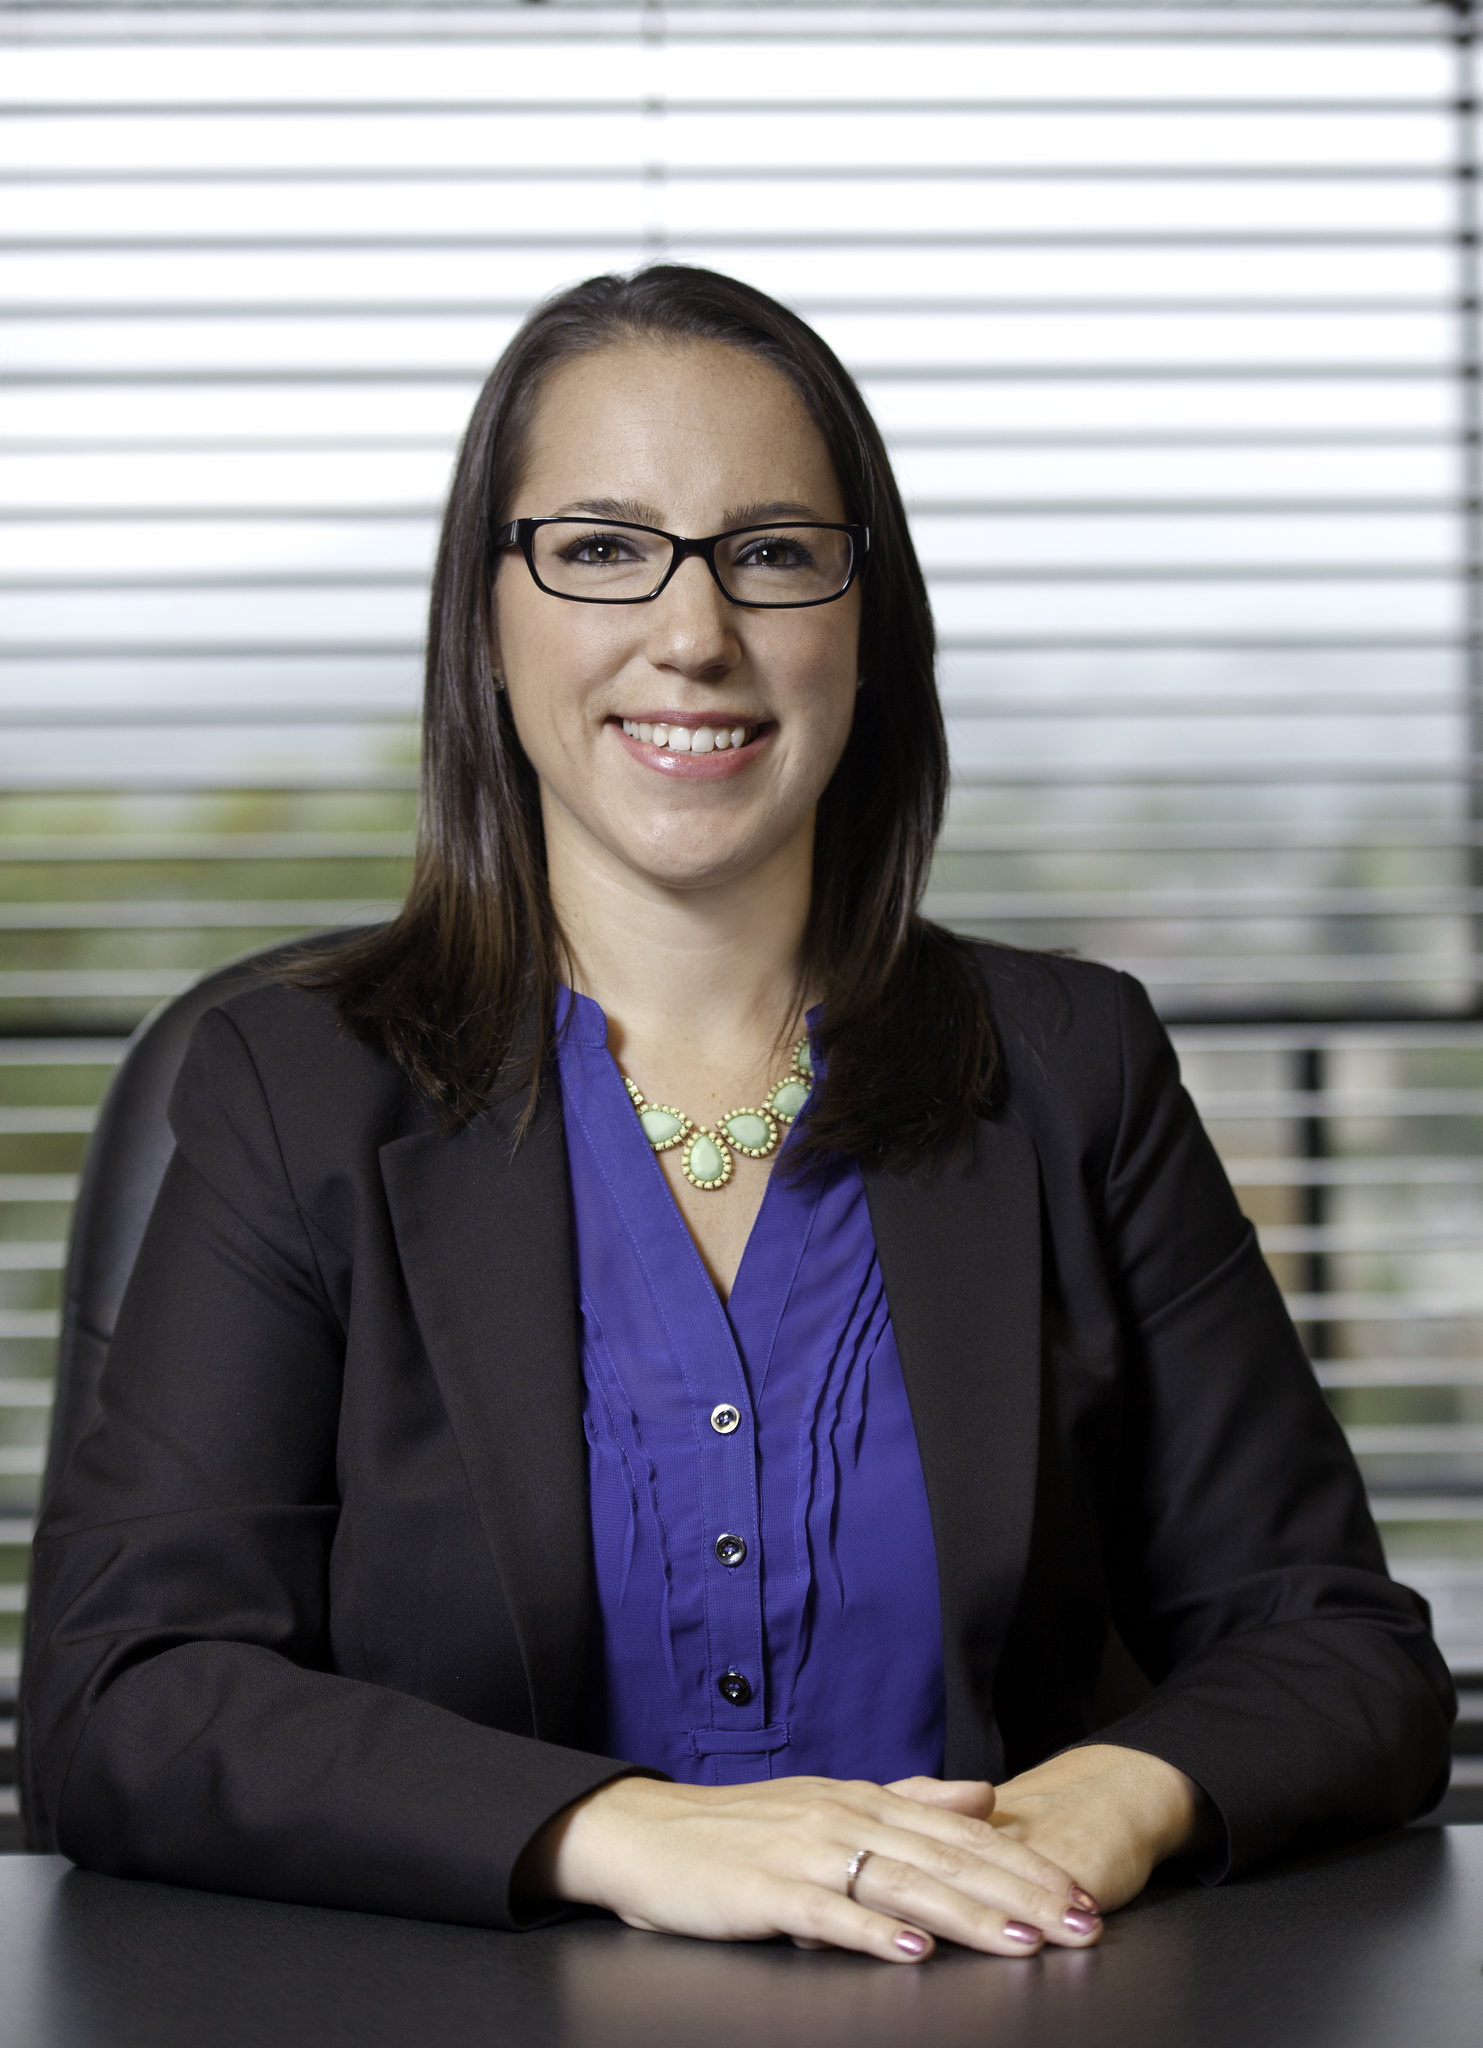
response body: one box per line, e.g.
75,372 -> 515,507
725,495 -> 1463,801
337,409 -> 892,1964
546,817 -> 814,1077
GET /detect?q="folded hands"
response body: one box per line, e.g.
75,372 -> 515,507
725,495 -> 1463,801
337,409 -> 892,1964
519,1742 -> 1210,1964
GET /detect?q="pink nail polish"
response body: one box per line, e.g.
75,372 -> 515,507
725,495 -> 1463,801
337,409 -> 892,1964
894,1929 -> 930,1957
1062,1907 -> 1100,1936
1069,1886 -> 1100,1914
1003,1921 -> 1042,1945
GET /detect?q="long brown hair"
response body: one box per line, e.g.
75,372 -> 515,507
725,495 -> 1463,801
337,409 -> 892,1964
287,265 -> 996,1170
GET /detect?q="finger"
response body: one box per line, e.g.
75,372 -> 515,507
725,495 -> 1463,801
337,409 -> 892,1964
886,1777 -> 996,1821
777,1881 -> 936,1964
848,1826 -> 1101,1946
868,1789 -> 1080,1901
848,1854 -> 1100,1957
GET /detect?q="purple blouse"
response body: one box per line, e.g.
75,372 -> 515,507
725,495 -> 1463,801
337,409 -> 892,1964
555,989 -> 945,1788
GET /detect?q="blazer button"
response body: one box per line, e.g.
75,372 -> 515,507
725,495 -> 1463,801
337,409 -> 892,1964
710,1403 -> 741,1435
714,1532 -> 747,1568
718,1668 -> 753,1705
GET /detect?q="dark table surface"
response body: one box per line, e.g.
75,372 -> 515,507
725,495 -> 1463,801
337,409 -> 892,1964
2,1829 -> 1482,2048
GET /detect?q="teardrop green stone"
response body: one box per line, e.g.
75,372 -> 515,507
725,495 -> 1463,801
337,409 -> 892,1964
769,1078 -> 809,1122
723,1111 -> 774,1153
794,1038 -> 814,1077
639,1107 -> 685,1146
687,1132 -> 727,1185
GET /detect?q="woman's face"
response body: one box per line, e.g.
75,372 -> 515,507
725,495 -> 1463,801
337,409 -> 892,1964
492,339 -> 862,896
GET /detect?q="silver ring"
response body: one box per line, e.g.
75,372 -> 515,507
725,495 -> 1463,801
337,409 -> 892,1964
844,1848 -> 873,1900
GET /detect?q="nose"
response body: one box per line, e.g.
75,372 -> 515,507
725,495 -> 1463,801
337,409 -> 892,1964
644,552 -> 741,684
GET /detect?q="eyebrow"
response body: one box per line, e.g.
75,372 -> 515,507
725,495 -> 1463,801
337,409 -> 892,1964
554,496 -> 666,526
550,496 -> 830,531
722,500 -> 828,528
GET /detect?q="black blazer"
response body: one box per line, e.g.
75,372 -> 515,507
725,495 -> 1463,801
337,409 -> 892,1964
20,946 -> 1455,1927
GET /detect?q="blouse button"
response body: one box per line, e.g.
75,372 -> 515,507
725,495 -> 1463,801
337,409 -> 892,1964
718,1668 -> 753,1705
710,1403 -> 741,1435
714,1532 -> 748,1568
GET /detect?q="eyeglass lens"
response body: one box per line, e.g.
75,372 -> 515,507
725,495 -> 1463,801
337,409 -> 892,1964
529,520 -> 853,605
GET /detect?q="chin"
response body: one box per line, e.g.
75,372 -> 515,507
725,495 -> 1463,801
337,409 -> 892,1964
632,852 -> 760,894
624,824 -> 780,894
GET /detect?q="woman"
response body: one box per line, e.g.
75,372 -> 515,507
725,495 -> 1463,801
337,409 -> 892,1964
21,267 -> 1454,1963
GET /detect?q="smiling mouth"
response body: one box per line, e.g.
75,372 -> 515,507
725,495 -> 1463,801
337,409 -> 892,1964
617,717 -> 765,755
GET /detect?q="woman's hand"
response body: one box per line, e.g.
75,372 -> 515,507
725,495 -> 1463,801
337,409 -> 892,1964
926,1744 -> 1214,1912
518,1773 -> 1105,1964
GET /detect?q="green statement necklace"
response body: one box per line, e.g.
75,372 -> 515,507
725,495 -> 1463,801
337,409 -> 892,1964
622,1037 -> 814,1193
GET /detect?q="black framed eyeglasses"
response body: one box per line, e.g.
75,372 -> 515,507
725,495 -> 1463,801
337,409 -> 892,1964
493,516 -> 869,610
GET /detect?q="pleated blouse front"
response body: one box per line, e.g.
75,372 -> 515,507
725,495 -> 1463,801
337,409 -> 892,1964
555,988 -> 945,1788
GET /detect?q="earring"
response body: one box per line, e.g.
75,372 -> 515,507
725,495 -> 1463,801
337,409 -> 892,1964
855,674 -> 865,691
491,673 -> 506,693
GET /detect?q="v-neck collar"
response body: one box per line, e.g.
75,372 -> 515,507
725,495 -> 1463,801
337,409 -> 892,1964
555,986 -> 826,1396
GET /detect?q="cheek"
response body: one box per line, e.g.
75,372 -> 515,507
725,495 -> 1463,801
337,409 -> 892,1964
499,607 -> 630,736
777,629 -> 860,747
783,597 -> 859,694
812,686 -> 861,786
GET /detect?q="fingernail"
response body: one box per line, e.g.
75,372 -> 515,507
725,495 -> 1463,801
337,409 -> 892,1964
1062,1907 -> 1100,1936
894,1929 -> 931,1957
1069,1886 -> 1100,1914
1003,1921 -> 1042,1945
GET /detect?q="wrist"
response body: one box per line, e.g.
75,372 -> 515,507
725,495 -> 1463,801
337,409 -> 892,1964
999,1743 -> 1207,1865
1070,1743 -> 1209,1863
512,1776 -> 636,1912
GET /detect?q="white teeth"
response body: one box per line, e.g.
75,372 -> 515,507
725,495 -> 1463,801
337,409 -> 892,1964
624,719 -> 751,751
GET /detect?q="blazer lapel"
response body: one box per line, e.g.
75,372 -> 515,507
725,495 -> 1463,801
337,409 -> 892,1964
379,1082 -> 593,1747
864,1119 -> 1042,1782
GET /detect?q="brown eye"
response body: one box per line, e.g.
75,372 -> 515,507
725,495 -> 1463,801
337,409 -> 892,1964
738,537 -> 811,570
563,532 -> 640,565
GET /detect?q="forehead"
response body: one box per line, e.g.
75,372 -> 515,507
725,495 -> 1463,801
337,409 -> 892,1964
517,338 -> 842,509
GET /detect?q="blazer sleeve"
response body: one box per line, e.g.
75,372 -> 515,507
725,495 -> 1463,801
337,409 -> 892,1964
1086,971 -> 1456,1876
20,1008 -> 637,1928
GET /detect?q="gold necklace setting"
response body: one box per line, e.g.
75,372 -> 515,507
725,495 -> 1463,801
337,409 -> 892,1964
623,1037 -> 814,1192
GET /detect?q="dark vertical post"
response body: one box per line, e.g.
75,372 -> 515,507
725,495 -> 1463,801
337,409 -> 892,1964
1297,1042 -> 1330,1362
